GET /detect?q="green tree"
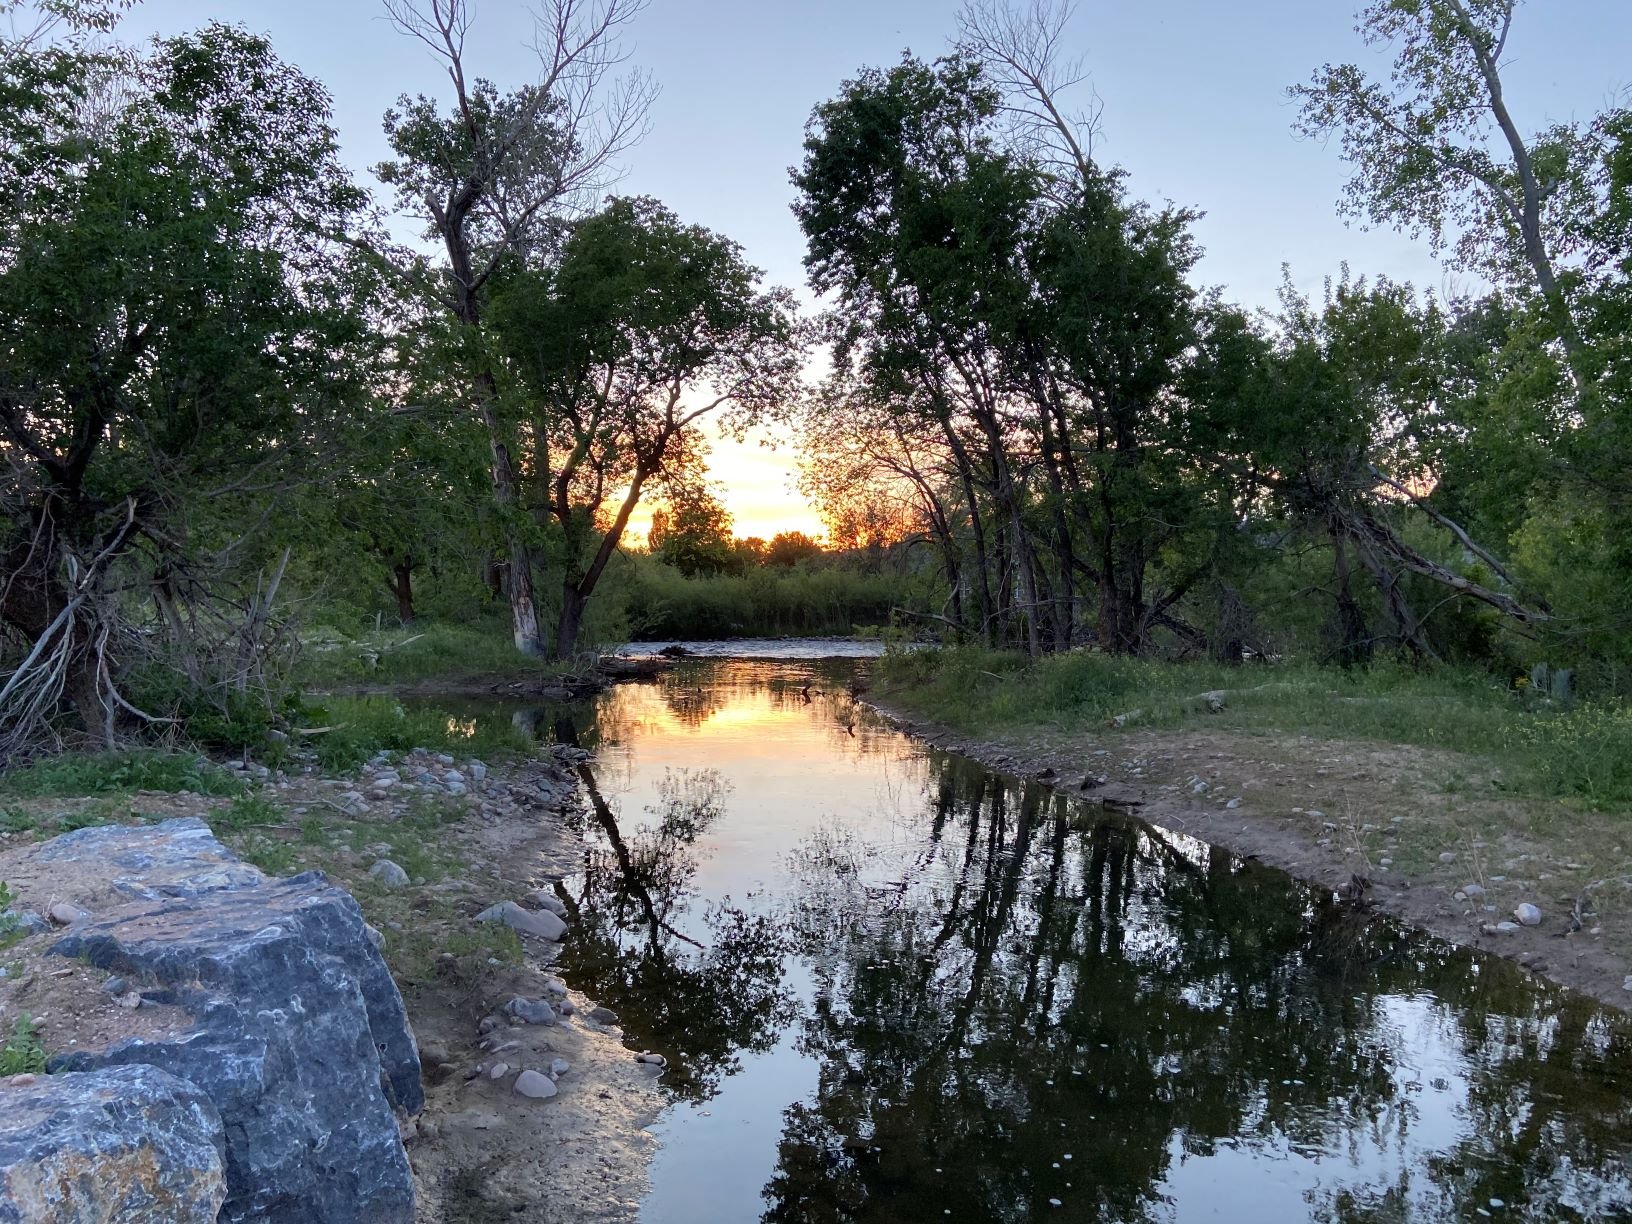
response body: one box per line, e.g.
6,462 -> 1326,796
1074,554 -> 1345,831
492,196 -> 801,657
649,485 -> 737,578
0,23 -> 378,754
373,0 -> 655,656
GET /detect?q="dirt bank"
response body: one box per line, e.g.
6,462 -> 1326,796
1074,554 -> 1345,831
868,697 -> 1632,1014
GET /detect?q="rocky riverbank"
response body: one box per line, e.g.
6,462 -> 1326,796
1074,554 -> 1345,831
0,741 -> 664,1222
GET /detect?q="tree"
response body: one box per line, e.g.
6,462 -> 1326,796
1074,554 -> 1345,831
0,23 -> 378,755
374,0 -> 655,656
492,196 -> 801,656
648,484 -> 737,577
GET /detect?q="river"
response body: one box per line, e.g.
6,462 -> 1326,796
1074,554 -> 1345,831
431,650 -> 1632,1222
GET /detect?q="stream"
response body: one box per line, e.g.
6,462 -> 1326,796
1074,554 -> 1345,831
433,649 -> 1632,1222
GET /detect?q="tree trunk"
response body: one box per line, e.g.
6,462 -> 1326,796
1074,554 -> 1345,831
389,561 -> 416,625
554,583 -> 589,661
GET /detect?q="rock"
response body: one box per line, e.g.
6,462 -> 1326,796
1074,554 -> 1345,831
368,860 -> 410,889
541,977 -> 569,1001
635,1052 -> 667,1068
486,1062 -> 509,1080
513,1070 -> 558,1099
2,908 -> 49,936
556,998 -> 575,1017
549,1058 -> 570,1078
419,1043 -> 450,1067
41,819 -> 420,1224
1514,903 -> 1543,926
1622,974 -> 1632,993
1439,852 -> 1458,864
587,1006 -> 619,1025
1461,883 -> 1486,900
503,997 -> 557,1026
475,901 -> 566,941
528,892 -> 569,918
116,991 -> 143,1010
100,976 -> 128,996
47,901 -> 91,926
1225,798 -> 1241,810
467,761 -> 487,783
0,1064 -> 227,1223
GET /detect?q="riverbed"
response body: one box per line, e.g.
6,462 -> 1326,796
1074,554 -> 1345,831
434,653 -> 1632,1222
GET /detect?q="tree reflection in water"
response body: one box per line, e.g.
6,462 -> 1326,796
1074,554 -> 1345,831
556,763 -> 796,1102
766,752 -> 1632,1223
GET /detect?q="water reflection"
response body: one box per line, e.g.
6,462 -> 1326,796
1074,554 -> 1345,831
451,662 -> 1632,1221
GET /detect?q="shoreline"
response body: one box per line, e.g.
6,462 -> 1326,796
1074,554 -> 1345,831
865,693 -> 1632,1015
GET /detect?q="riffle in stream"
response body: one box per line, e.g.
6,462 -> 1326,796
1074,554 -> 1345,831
429,653 -> 1632,1223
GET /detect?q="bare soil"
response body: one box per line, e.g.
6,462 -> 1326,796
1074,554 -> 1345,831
869,699 -> 1632,1013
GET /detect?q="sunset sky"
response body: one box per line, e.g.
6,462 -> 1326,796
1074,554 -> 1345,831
125,0 -> 1632,543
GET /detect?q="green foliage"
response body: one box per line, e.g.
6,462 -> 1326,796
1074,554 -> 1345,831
0,751 -> 244,798
1511,703 -> 1632,810
0,1015 -> 46,1077
303,696 -> 534,773
295,620 -> 572,687
624,558 -> 911,639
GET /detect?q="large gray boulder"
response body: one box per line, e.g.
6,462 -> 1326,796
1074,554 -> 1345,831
28,819 -> 421,1224
0,1064 -> 226,1223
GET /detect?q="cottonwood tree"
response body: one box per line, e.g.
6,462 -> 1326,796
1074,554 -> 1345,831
492,196 -> 801,657
374,0 -> 655,655
0,25 -> 378,755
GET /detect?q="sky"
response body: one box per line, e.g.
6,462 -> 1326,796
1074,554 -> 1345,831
122,0 -> 1632,541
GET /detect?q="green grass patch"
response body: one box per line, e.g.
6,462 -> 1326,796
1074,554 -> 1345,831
877,647 -> 1632,809
0,1015 -> 46,1076
302,695 -> 535,773
296,620 -> 573,687
0,751 -> 245,799
0,808 -> 37,834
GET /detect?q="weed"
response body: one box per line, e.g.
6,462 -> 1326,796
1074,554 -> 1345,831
1,751 -> 245,799
213,792 -> 281,833
0,808 -> 36,834
302,695 -> 534,773
0,1015 -> 46,1076
234,834 -> 299,876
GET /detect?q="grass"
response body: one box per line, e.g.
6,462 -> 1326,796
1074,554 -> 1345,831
296,620 -> 574,687
0,1014 -> 46,1076
876,647 -> 1632,809
0,750 -> 246,799
302,694 -> 537,773
625,561 -> 912,640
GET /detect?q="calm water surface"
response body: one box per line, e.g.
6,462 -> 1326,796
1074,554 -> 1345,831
455,656 -> 1632,1223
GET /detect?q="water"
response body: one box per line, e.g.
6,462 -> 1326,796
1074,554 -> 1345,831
448,656 -> 1632,1222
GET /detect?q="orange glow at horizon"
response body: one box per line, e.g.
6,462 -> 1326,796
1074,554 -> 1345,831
624,422 -> 828,546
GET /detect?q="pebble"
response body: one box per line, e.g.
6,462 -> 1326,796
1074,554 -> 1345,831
1514,903 -> 1542,926
635,1052 -> 667,1068
549,1058 -> 570,1078
1439,852 -> 1458,863
116,991 -> 143,1010
588,1006 -> 619,1025
556,999 -> 575,1016
1225,798 -> 1241,809
487,1062 -> 510,1080
100,976 -> 128,996
368,860 -> 410,888
419,1043 -> 450,1067
1461,883 -> 1486,900
476,900 -> 566,941
514,1069 -> 558,1099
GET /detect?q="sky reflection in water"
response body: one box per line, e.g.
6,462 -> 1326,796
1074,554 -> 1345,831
505,660 -> 1632,1223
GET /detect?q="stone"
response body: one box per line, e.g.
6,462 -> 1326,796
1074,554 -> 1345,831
1225,798 -> 1241,810
556,998 -> 575,1017
0,1064 -> 227,1223
587,1006 -> 619,1025
41,819 -> 420,1224
2,908 -> 49,936
47,901 -> 91,926
368,860 -> 410,888
1514,903 -> 1543,926
549,1058 -> 570,1078
1439,852 -> 1458,864
1461,883 -> 1486,900
542,976 -> 569,1001
468,761 -> 488,782
100,976 -> 128,996
475,901 -> 566,941
529,892 -> 569,918
503,996 -> 557,1026
512,1070 -> 558,1099
486,1062 -> 510,1080
635,1052 -> 667,1068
